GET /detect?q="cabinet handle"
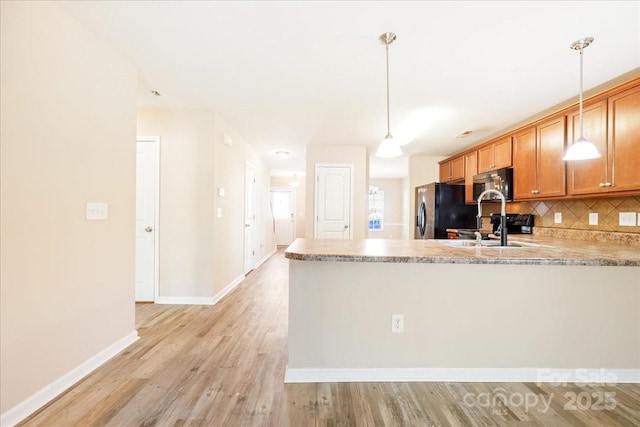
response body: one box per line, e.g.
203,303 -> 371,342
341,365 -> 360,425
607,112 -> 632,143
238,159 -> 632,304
531,189 -> 540,194
599,182 -> 613,188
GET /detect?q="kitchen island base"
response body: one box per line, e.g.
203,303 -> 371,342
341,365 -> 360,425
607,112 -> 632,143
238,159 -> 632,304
286,260 -> 640,383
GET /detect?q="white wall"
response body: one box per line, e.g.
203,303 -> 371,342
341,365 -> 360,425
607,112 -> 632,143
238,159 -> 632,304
137,110 -> 275,300
1,0 -> 137,415
401,177 -> 410,239
305,146 -> 369,239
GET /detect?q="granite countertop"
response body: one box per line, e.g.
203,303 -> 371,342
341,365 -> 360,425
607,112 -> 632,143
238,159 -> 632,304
284,236 -> 640,267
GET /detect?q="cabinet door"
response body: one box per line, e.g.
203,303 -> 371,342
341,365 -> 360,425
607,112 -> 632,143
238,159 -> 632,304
439,162 -> 449,183
464,151 -> 478,204
512,127 -> 537,199
493,137 -> 512,169
608,85 -> 640,192
477,144 -> 495,173
536,116 -> 566,198
567,100 -> 608,195
450,156 -> 465,181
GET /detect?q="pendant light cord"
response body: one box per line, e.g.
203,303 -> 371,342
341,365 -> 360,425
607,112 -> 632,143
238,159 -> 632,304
579,47 -> 584,140
385,41 -> 391,138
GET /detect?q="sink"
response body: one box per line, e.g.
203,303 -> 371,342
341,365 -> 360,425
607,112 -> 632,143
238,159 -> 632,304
437,240 -> 554,249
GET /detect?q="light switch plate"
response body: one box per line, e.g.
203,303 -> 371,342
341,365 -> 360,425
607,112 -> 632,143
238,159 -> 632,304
217,207 -> 222,218
86,202 -> 108,220
218,188 -> 225,198
619,212 -> 636,227
588,213 -> 598,226
554,212 -> 562,224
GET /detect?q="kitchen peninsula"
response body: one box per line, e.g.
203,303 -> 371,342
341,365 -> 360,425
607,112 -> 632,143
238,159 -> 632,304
284,237 -> 640,383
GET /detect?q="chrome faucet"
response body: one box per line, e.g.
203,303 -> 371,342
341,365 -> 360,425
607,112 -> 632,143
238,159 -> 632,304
477,189 -> 508,247
474,231 -> 483,246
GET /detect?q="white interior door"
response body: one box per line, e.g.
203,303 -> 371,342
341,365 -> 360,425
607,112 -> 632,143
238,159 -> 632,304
244,163 -> 256,274
135,137 -> 159,302
315,165 -> 352,239
271,189 -> 295,245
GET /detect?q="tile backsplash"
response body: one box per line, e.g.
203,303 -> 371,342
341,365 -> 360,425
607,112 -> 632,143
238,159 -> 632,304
482,196 -> 640,234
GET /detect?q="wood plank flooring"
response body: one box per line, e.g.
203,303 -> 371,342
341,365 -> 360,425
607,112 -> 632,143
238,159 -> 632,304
19,250 -> 640,426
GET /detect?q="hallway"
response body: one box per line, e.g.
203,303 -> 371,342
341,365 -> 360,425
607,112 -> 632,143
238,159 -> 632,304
20,251 -> 640,426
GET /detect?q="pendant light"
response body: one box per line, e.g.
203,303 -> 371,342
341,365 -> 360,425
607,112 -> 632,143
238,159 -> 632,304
375,32 -> 403,158
563,37 -> 601,161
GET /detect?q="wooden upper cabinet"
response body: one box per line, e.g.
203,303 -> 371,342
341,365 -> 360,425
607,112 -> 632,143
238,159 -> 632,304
464,151 -> 478,204
567,99 -> 609,195
608,84 -> 640,193
477,136 -> 512,173
512,115 -> 566,200
536,115 -> 566,198
439,155 -> 465,183
513,127 -> 537,200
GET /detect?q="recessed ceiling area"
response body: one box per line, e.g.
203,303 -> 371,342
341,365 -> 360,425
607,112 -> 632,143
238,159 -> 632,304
60,1 -> 640,178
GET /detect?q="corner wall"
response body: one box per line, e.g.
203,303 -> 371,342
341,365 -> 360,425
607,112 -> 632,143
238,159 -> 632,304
1,0 -> 137,416
408,156 -> 446,238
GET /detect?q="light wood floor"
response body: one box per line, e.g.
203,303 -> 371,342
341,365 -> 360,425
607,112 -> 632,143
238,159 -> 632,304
20,250 -> 640,426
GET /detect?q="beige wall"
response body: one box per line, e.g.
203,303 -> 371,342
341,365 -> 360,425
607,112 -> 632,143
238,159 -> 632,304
368,178 -> 406,239
137,110 -> 216,298
270,176 -> 306,239
137,110 -> 276,299
305,146 -> 369,239
212,113 -> 275,292
1,1 -> 137,414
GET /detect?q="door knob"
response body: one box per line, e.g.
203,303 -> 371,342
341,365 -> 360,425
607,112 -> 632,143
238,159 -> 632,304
145,226 -> 153,232
344,225 -> 349,229
245,224 -> 251,228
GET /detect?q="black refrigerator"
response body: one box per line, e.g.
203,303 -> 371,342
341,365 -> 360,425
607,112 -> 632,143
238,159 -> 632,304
415,183 -> 478,239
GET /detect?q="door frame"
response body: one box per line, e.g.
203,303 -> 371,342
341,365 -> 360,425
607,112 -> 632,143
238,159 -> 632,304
136,135 -> 160,302
314,163 -> 354,239
270,187 -> 296,245
244,161 -> 256,274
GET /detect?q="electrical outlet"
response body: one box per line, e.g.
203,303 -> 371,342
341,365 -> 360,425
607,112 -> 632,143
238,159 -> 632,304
391,314 -> 404,333
554,212 -> 562,224
619,212 -> 636,227
588,213 -> 598,226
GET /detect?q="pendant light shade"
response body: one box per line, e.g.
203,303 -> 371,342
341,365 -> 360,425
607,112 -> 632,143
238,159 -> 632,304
375,32 -> 402,158
563,37 -> 601,161
376,135 -> 403,158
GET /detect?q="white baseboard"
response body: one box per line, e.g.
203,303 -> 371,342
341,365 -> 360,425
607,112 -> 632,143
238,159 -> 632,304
156,296 -> 216,305
1,331 -> 139,427
284,367 -> 640,384
154,249 -> 275,307
211,274 -> 245,305
255,248 -> 276,269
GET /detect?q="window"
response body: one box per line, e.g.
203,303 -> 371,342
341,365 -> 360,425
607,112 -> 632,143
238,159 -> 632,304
368,187 -> 384,231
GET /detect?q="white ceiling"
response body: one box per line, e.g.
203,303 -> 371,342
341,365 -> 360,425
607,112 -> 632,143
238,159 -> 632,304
60,1 -> 640,178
